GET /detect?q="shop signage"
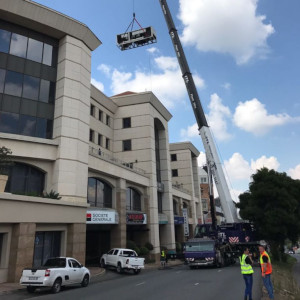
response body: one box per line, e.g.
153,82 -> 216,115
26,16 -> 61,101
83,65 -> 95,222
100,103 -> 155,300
126,213 -> 147,225
182,208 -> 189,236
174,216 -> 184,225
86,210 -> 118,224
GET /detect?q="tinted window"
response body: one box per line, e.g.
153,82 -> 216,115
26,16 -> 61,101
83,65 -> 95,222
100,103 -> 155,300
22,75 -> 40,100
0,69 -> 5,93
107,250 -> 114,255
39,79 -> 50,102
123,139 -> 131,151
27,38 -> 43,63
19,114 -> 36,137
126,187 -> 141,211
87,178 -> 112,208
0,111 -> 19,134
0,29 -> 11,53
172,169 -> 178,177
70,259 -> 81,268
4,70 -> 23,97
42,43 -> 53,66
171,154 -> 177,161
10,33 -> 27,58
44,258 -> 66,268
113,250 -> 119,255
123,117 -> 131,128
5,162 -> 45,196
36,118 -> 52,139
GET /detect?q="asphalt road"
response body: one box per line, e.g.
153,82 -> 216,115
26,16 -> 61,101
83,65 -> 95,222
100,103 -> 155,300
292,254 -> 300,288
2,263 -> 262,300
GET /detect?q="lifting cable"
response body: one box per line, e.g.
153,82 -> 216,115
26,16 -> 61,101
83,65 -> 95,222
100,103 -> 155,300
124,0 -> 144,33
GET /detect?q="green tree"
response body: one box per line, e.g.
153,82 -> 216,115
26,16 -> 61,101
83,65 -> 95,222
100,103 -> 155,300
237,168 -> 300,261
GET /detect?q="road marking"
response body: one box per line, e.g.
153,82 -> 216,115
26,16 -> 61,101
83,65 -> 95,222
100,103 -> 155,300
194,283 -> 199,286
218,270 -> 222,272
136,282 -> 145,286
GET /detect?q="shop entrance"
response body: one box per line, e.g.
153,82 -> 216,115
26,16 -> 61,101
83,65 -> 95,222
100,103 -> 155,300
86,225 -> 111,266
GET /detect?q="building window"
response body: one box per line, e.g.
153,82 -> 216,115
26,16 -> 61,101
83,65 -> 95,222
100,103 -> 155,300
171,154 -> 177,161
201,177 -> 207,183
123,140 -> 132,151
88,177 -> 112,208
173,199 -> 178,215
201,187 -> 204,195
0,233 -> 4,266
158,192 -> 163,213
98,134 -> 102,146
106,138 -> 110,150
5,162 -> 45,196
123,117 -> 131,128
183,202 -> 189,217
126,187 -> 141,211
33,231 -> 61,267
89,129 -> 94,142
106,115 -> 110,126
90,104 -> 95,116
98,110 -> 103,121
172,169 -> 178,177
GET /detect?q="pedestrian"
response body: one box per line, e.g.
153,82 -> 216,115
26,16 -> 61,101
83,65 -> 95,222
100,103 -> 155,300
259,244 -> 274,299
160,249 -> 166,268
240,247 -> 254,300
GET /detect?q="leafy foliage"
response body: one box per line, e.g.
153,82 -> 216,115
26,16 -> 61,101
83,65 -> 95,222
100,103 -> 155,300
43,190 -> 61,199
0,146 -> 12,175
237,168 -> 300,261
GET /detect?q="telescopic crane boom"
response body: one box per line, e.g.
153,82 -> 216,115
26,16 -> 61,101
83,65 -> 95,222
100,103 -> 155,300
159,0 -> 239,223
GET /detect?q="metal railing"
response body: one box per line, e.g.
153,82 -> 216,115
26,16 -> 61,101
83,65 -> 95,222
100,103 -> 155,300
89,146 -> 147,175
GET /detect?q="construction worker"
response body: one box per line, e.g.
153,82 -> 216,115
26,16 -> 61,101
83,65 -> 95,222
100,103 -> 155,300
259,244 -> 274,299
240,247 -> 254,300
160,249 -> 166,268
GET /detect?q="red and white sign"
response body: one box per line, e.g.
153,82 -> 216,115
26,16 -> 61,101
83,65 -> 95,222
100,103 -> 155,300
86,210 -> 118,224
126,213 -> 147,225
229,237 -> 239,243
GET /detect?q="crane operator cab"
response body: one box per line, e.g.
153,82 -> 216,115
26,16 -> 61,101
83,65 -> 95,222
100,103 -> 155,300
117,27 -> 157,51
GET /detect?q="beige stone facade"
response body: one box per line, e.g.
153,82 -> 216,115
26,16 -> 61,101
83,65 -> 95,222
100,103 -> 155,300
0,0 -> 203,283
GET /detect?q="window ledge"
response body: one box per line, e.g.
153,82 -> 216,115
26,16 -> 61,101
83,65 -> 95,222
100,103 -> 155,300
0,133 -> 58,146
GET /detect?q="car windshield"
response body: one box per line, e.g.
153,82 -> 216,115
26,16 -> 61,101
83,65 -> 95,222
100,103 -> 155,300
185,242 -> 215,252
44,258 -> 66,268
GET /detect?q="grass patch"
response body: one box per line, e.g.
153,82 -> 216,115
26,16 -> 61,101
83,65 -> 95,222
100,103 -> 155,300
265,255 -> 300,300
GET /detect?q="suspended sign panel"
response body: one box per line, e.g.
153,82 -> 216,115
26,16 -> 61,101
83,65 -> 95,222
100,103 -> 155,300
183,208 -> 189,236
117,26 -> 157,51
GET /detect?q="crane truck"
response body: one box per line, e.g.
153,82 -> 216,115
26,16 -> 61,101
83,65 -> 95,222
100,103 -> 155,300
158,0 -> 259,267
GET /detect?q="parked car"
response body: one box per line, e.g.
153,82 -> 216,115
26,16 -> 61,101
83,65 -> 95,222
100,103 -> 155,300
100,248 -> 145,274
288,250 -> 295,254
20,257 -> 90,294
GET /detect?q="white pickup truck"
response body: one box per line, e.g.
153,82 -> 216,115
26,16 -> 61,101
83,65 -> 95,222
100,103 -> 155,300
20,257 -> 90,294
100,248 -> 145,274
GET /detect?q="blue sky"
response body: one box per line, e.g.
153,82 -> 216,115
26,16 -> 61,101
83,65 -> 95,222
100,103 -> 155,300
34,0 -> 300,200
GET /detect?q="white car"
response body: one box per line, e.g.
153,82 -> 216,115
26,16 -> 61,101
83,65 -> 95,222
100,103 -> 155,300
20,257 -> 90,294
100,248 -> 145,274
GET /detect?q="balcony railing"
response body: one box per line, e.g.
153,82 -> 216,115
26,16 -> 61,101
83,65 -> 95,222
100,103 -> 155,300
89,146 -> 147,176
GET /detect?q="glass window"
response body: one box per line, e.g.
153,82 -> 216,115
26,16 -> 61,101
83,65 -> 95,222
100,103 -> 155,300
0,69 -> 5,93
90,104 -> 95,116
106,115 -> 110,126
87,178 -> 112,208
39,79 -> 50,103
36,118 -> 52,139
0,29 -> 11,53
171,154 -> 177,161
126,187 -> 141,211
173,199 -> 178,215
98,134 -> 102,146
10,33 -> 28,58
0,111 -> 19,134
172,169 -> 178,177
98,110 -> 102,121
89,129 -> 94,142
123,139 -> 131,151
70,259 -> 81,268
19,114 -> 36,137
4,70 -> 23,97
27,38 -> 43,63
106,138 -> 110,150
22,75 -> 40,100
5,162 -> 45,196
158,192 -> 163,213
42,43 -> 53,66
123,117 -> 131,128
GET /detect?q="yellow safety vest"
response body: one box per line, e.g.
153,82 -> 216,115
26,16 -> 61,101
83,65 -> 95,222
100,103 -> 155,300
240,254 -> 254,274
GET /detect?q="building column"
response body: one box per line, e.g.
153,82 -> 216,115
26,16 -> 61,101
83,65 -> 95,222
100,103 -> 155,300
111,178 -> 126,248
8,223 -> 36,283
66,223 -> 86,264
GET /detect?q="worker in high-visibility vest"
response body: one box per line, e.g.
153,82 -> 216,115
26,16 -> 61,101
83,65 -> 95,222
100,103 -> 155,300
239,247 -> 254,300
259,244 -> 274,300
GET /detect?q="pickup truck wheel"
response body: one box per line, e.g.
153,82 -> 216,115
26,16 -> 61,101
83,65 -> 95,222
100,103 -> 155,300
100,259 -> 106,269
116,263 -> 123,274
81,274 -> 89,287
26,286 -> 36,293
51,278 -> 62,294
133,269 -> 141,275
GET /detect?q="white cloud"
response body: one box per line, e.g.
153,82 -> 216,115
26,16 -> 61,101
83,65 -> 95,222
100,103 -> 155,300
180,93 -> 232,141
178,0 -> 275,64
100,56 -> 205,109
91,78 -> 105,92
207,93 -> 232,141
251,155 -> 280,171
147,47 -> 159,53
222,82 -> 231,90
288,164 -> 300,180
233,98 -> 298,135
197,151 -> 207,167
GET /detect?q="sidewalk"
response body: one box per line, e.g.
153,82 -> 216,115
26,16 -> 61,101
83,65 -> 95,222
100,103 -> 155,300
0,267 -> 105,296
